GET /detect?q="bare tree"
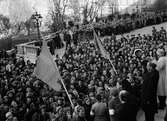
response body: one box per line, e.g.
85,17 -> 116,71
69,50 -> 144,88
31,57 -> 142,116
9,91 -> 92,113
48,0 -> 69,32
82,0 -> 106,24
0,15 -> 11,34
24,20 -> 31,36
68,0 -> 81,22
8,0 -> 33,35
107,0 -> 119,14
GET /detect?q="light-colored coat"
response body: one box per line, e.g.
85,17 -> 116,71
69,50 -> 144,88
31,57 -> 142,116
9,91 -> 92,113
156,56 -> 167,96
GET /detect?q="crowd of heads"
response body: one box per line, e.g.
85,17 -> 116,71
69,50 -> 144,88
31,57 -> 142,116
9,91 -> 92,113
0,25 -> 167,121
78,9 -> 167,37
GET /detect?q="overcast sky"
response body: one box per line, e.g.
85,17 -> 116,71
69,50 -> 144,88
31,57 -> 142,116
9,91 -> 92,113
0,0 -> 49,19
0,0 -> 141,17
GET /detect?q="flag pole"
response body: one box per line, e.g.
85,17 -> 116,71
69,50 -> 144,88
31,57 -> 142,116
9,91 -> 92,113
92,26 -> 117,75
52,60 -> 74,109
52,61 -> 74,109
60,79 -> 74,109
108,58 -> 117,75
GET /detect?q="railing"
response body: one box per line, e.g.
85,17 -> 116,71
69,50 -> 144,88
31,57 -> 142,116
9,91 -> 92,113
16,41 -> 40,63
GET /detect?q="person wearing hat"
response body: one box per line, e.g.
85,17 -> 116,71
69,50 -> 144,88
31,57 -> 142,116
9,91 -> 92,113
156,48 -> 167,109
141,62 -> 159,121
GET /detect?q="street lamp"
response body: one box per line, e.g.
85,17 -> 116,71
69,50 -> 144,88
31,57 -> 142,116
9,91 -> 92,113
31,12 -> 42,41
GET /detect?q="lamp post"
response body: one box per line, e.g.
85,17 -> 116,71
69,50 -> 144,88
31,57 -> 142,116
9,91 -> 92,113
31,12 -> 42,41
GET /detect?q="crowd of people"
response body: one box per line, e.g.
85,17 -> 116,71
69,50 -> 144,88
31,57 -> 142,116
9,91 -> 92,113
0,24 -> 167,121
78,10 -> 167,37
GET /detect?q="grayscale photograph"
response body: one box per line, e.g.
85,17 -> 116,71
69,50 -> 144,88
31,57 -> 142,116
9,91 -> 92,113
0,0 -> 167,121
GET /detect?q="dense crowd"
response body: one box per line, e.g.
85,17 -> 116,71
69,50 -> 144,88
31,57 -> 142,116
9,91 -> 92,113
78,10 -> 167,37
0,25 -> 167,121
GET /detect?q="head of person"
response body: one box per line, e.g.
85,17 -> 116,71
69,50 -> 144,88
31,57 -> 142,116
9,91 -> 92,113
6,112 -> 13,120
3,96 -> 9,104
96,94 -> 102,102
71,98 -> 77,106
78,107 -> 85,117
110,87 -> 119,98
57,98 -> 63,106
77,99 -> 82,106
119,90 -> 129,103
40,105 -> 46,115
156,49 -> 165,58
147,62 -> 156,72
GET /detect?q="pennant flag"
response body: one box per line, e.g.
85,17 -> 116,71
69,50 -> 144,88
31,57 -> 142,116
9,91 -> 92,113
34,40 -> 61,91
93,30 -> 110,59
